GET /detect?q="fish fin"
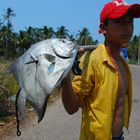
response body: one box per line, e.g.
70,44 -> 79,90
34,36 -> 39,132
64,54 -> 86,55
29,53 -> 38,62
55,71 -> 66,89
25,53 -> 39,64
5,59 -> 18,74
43,54 -> 56,63
16,89 -> 27,120
37,94 -> 50,123
25,60 -> 38,65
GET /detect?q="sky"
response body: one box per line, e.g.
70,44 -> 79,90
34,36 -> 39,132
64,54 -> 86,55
0,0 -> 140,43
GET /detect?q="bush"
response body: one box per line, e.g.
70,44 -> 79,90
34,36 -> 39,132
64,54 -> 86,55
0,59 -> 19,117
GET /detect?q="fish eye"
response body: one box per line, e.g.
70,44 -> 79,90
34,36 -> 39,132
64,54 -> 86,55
62,40 -> 65,43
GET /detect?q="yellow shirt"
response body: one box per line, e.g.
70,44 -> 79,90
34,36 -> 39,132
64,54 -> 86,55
72,44 -> 132,140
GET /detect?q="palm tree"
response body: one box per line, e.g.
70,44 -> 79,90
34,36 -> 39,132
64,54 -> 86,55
32,27 -> 43,42
2,8 -> 16,59
0,19 -> 3,29
3,8 -> 16,29
25,26 -> 37,46
68,34 -> 76,42
0,26 -> 10,59
76,28 -> 93,45
43,26 -> 54,39
128,35 -> 139,62
6,32 -> 19,58
55,26 -> 69,38
14,31 -> 23,55
16,30 -> 31,54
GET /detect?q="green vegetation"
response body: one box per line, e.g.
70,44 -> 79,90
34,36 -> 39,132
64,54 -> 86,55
0,60 -> 19,118
0,8 -> 139,63
0,8 -> 98,60
128,35 -> 140,64
0,60 -> 18,100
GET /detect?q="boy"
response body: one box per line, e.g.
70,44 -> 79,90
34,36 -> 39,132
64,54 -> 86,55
62,0 -> 140,139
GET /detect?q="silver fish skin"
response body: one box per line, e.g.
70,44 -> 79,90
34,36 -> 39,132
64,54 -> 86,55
6,38 -> 78,122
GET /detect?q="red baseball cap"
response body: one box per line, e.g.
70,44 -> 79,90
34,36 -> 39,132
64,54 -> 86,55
99,0 -> 140,33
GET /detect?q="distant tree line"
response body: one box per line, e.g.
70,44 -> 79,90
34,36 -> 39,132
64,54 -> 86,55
128,35 -> 140,64
0,8 -> 139,63
0,8 -> 98,59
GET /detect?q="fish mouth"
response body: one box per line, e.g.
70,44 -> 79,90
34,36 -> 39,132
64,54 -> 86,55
53,47 -> 71,59
52,45 -> 76,59
51,38 -> 77,58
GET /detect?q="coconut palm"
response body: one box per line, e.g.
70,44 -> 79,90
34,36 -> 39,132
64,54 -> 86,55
0,19 -> 3,29
0,26 -> 10,59
76,27 -> 92,45
3,8 -> 16,29
43,26 -> 54,39
2,8 -> 16,59
68,34 -> 76,42
55,26 -> 69,38
16,30 -> 31,55
128,35 -> 139,63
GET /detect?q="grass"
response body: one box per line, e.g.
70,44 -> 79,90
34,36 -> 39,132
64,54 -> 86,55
0,59 -> 19,101
129,58 -> 138,65
0,59 -> 19,121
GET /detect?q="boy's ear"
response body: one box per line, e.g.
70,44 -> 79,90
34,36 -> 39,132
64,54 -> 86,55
99,23 -> 107,34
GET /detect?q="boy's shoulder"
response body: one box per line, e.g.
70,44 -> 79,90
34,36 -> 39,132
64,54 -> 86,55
80,44 -> 105,65
90,44 -> 106,60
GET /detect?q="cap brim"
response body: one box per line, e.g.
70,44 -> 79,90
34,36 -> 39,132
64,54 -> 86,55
130,4 -> 140,18
108,4 -> 140,19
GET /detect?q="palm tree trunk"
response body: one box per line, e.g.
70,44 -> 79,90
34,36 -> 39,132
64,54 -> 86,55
4,41 -> 8,59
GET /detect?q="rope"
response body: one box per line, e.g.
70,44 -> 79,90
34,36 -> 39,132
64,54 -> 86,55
15,88 -> 21,136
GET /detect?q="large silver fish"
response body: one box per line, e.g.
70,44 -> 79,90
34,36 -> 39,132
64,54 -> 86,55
6,38 -> 78,124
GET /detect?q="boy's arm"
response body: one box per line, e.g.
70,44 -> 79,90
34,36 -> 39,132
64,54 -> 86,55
62,73 -> 80,114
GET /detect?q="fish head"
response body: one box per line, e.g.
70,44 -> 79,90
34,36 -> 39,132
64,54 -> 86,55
52,38 -> 78,58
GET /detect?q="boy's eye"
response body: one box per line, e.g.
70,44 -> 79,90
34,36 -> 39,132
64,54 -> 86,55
114,20 -> 121,23
113,18 -> 133,24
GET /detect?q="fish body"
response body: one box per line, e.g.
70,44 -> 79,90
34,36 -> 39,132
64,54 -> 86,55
7,38 -> 78,122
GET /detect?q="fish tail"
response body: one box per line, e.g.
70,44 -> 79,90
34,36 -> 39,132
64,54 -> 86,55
37,94 -> 50,123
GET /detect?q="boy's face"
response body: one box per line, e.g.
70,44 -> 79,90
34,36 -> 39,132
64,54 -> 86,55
104,11 -> 134,48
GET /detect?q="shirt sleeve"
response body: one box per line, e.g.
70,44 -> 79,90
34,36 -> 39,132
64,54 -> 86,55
72,52 -> 95,104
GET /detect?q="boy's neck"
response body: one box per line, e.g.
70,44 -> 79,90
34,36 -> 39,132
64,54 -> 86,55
105,42 -> 122,61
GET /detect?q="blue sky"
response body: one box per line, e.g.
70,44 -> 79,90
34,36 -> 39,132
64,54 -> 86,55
0,0 -> 140,43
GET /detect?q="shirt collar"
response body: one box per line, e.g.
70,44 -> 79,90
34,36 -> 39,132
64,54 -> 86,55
100,44 -> 116,69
